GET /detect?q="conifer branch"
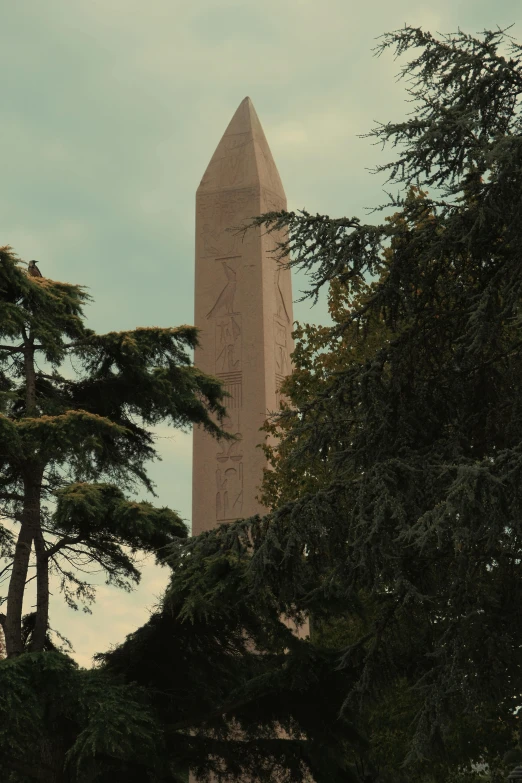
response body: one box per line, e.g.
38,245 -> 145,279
0,344 -> 23,353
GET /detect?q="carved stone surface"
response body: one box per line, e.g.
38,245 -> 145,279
193,96 -> 294,536
216,462 -> 243,520
215,313 -> 242,373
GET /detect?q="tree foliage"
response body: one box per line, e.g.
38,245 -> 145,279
0,650 -> 170,783
0,252 -> 366,781
0,244 -> 228,658
166,25 -> 522,776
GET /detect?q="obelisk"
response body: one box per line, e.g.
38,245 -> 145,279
192,97 -> 293,536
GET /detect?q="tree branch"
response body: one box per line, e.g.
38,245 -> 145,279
0,344 -> 23,354
0,492 -> 25,503
0,562 -> 14,580
44,535 -> 85,560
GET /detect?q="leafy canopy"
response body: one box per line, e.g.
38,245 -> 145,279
0,244 -> 229,656
167,25 -> 522,771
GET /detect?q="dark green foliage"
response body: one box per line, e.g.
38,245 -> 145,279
0,244 -> 230,658
0,249 -> 367,781
0,651 -> 171,782
95,572 -> 367,783
169,25 -> 522,776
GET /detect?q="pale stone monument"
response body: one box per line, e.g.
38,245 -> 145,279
191,97 -> 309,783
192,96 -> 293,536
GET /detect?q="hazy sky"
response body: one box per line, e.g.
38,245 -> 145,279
2,0 -> 519,666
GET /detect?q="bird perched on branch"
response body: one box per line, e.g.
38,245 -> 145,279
28,260 -> 43,278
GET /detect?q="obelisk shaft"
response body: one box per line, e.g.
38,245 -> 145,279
192,97 -> 293,536
190,99 -> 308,783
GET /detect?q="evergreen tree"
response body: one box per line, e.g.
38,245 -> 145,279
167,26 -> 522,776
0,562 -> 367,781
260,189 -> 517,782
0,245 -> 228,657
93,574 -> 367,783
0,248 -> 365,782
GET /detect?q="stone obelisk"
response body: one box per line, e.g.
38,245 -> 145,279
192,97 -> 293,536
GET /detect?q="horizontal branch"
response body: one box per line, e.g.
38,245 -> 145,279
0,344 -> 23,354
44,535 -> 85,560
0,492 -> 25,503
0,340 -> 81,355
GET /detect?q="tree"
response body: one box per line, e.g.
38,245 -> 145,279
259,189 -> 516,783
166,25 -> 522,776
0,650 -> 169,783
0,567 -> 369,782
0,245 -> 229,657
93,572 -> 368,783
0,248 -> 366,783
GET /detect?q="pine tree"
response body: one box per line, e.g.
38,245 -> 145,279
168,26 -> 522,774
0,245 -> 228,658
258,188 -> 518,782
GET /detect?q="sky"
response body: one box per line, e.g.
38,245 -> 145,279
2,0 -> 520,667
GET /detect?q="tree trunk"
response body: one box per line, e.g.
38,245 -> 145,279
5,522 -> 33,656
30,526 -> 50,652
5,471 -> 42,656
24,338 -> 37,415
4,336 -> 50,656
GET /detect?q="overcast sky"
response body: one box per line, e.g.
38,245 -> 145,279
2,0 -> 519,667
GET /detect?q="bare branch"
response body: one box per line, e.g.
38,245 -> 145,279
44,535 -> 85,560
0,562 -> 14,580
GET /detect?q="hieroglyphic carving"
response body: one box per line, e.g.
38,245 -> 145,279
275,266 -> 290,324
217,429 -> 243,462
207,263 -> 237,318
274,316 -> 291,410
219,408 -> 240,436
216,409 -> 244,520
205,255 -> 244,521
216,315 -> 241,373
275,340 -> 290,377
217,371 -> 242,408
274,322 -> 286,349
275,321 -> 290,375
216,463 -> 243,520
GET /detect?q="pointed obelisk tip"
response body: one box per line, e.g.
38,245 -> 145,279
197,95 -> 285,199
